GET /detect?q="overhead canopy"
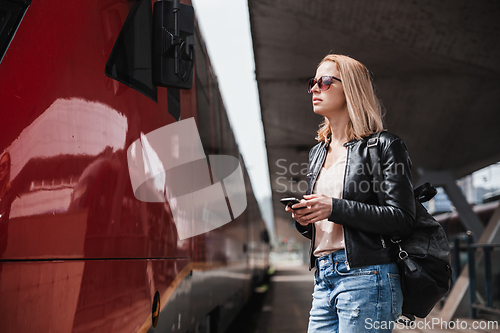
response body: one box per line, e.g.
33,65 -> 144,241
248,0 -> 500,241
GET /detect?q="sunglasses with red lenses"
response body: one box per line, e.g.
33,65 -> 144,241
307,75 -> 342,93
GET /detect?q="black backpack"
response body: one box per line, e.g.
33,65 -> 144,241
367,132 -> 452,322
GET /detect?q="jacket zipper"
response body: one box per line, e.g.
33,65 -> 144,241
342,227 -> 350,270
342,144 -> 351,270
306,145 -> 323,270
310,223 -> 316,270
380,235 -> 386,248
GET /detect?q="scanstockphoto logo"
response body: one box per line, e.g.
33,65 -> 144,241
126,118 -> 247,240
275,158 -> 406,194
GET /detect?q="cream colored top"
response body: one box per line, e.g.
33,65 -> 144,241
313,151 -> 346,257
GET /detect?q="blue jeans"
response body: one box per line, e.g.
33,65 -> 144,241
308,250 -> 403,332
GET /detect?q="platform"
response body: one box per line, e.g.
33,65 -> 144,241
255,263 -> 314,333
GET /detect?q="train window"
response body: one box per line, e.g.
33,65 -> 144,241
105,0 -> 158,102
0,0 -> 32,64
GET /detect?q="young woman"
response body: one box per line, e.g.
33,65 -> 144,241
285,54 -> 416,332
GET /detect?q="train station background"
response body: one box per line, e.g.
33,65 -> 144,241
195,0 -> 500,332
0,0 -> 498,332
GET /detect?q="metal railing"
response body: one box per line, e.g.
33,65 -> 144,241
465,231 -> 500,318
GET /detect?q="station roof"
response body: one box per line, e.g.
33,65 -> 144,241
248,0 -> 500,241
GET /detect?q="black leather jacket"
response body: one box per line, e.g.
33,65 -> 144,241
296,131 -> 416,270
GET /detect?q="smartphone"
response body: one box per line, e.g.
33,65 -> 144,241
280,197 -> 302,209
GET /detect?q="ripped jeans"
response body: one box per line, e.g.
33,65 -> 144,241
308,250 -> 403,333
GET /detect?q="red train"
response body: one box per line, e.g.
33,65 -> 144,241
0,1 -> 270,332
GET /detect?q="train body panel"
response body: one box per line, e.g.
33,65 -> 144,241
0,0 -> 270,332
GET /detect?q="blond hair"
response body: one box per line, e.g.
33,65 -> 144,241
315,54 -> 384,142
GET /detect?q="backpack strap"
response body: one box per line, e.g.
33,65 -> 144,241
414,182 -> 437,203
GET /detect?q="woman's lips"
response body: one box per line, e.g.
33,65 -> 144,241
313,98 -> 322,105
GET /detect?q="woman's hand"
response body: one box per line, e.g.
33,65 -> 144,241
284,194 -> 333,226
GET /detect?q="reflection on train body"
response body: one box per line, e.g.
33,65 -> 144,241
0,1 -> 270,332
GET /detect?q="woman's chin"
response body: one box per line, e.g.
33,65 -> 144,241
313,108 -> 327,117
